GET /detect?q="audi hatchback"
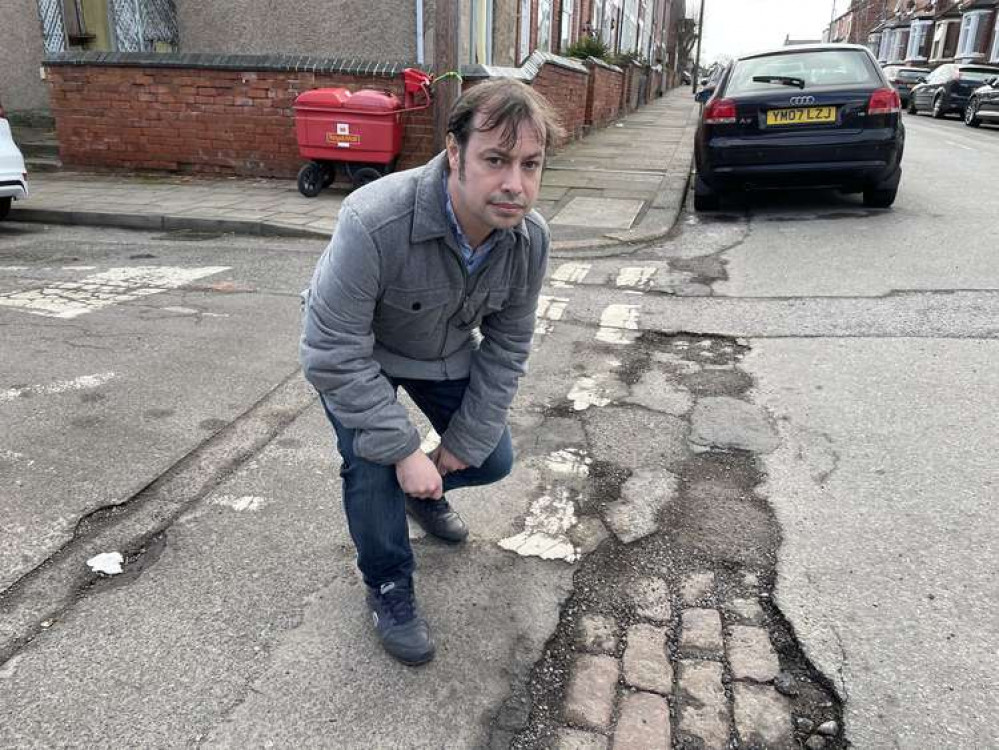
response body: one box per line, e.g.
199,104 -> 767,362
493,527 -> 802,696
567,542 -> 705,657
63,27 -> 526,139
694,44 -> 904,210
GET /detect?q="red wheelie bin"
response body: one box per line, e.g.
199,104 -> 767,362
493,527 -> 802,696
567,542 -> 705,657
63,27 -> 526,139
293,68 -> 432,195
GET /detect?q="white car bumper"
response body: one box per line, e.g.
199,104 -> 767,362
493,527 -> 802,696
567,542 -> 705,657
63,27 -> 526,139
0,119 -> 29,201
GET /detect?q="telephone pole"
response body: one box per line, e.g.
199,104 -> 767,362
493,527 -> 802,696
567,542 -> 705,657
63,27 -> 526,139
692,0 -> 705,93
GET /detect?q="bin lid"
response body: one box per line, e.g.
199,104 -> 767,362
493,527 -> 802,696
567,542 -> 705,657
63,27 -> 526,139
293,87 -> 401,112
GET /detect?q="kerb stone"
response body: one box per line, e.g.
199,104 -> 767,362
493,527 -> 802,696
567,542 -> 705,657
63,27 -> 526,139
623,624 -> 672,694
612,691 -> 670,750
564,654 -> 620,731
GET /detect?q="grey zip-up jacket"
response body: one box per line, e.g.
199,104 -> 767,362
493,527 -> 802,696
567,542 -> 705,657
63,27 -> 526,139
300,152 -> 550,468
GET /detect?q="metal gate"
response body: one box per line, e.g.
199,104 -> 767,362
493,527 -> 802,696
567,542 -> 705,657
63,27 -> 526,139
36,0 -> 67,54
109,0 -> 178,52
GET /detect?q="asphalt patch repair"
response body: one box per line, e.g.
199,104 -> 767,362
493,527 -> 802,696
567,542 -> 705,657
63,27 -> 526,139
489,332 -> 845,750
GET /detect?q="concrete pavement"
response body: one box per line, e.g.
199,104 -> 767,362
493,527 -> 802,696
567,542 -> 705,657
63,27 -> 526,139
7,88 -> 699,255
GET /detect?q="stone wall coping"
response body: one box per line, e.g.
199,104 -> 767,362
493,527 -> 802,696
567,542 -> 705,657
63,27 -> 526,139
584,56 -> 624,74
42,50 -> 412,78
461,50 -> 589,81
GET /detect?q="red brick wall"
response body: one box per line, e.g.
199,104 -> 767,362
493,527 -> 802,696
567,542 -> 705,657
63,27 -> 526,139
45,64 -> 435,178
584,61 -> 623,128
530,62 -> 589,144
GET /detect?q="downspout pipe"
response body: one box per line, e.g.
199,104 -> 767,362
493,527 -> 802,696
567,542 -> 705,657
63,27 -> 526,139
416,0 -> 425,65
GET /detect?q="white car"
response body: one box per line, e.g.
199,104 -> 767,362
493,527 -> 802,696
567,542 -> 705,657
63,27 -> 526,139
0,102 -> 29,221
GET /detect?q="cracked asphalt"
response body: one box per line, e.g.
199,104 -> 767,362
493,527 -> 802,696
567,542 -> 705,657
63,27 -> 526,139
1,112 -> 998,748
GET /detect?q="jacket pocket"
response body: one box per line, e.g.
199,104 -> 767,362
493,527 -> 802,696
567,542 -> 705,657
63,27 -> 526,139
376,287 -> 452,342
457,287 -> 509,330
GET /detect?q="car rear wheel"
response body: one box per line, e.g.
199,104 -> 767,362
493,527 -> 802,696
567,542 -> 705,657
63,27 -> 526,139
863,187 -> 897,208
0,197 -> 10,220
931,93 -> 946,119
964,97 -> 982,127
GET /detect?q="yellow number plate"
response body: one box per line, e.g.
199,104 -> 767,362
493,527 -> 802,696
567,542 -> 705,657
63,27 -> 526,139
765,106 -> 837,126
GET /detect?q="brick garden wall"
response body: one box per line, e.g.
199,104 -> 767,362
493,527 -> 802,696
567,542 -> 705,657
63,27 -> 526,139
584,59 -> 624,129
44,53 -> 435,179
43,50 -> 657,178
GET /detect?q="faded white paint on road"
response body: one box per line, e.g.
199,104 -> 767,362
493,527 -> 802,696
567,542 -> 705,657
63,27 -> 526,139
498,487 -> 578,562
615,266 -> 657,290
551,263 -> 591,288
535,295 -> 570,336
0,372 -> 117,405
596,304 -> 640,344
0,266 -> 230,319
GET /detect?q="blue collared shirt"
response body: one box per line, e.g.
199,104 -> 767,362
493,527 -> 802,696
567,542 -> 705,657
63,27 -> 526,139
442,175 -> 498,275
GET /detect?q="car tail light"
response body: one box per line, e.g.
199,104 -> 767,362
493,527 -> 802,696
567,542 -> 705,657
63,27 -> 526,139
868,88 -> 901,115
704,98 -> 737,125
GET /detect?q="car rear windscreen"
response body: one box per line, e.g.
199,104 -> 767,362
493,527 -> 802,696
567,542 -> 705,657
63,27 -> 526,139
897,69 -> 926,81
960,69 -> 999,82
726,50 -> 882,96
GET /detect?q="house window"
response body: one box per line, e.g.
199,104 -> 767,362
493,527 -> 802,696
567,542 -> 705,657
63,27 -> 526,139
957,9 -> 991,59
906,19 -> 931,61
990,18 -> 999,62
621,0 -> 638,52
602,0 -> 618,50
868,32 -> 881,56
890,28 -> 908,62
560,0 -> 574,52
877,30 -> 891,61
538,0 -> 552,52
930,20 -> 952,61
592,0 -> 604,40
519,0 -> 531,62
470,0 -> 493,64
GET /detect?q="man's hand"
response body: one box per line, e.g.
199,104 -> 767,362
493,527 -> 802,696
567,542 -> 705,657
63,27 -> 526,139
430,446 -> 469,477
396,450 -> 443,499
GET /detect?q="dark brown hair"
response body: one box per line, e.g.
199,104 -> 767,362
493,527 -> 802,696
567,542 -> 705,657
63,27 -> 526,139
446,78 -> 565,157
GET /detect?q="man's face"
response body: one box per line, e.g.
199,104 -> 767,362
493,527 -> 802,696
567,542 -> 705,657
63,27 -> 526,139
445,113 -> 545,247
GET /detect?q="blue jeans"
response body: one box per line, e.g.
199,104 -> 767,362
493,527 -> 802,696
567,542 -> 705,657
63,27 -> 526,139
322,376 -> 513,587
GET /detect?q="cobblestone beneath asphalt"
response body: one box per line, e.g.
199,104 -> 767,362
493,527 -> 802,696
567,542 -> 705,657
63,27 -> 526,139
622,624 -> 672,695
564,654 -> 619,731
677,659 -> 729,750
725,596 -> 766,625
556,727 -> 609,750
680,608 -> 724,656
728,625 -> 781,682
575,614 -> 619,655
733,683 -> 796,749
680,570 -> 716,605
612,691 -> 670,750
629,576 -> 672,622
604,469 -> 677,544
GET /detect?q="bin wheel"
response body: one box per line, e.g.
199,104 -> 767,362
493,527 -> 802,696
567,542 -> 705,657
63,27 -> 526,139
347,164 -> 384,189
297,162 -> 324,198
320,162 -> 336,187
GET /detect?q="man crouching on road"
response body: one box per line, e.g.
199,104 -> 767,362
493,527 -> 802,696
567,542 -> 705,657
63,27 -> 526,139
300,79 -> 563,666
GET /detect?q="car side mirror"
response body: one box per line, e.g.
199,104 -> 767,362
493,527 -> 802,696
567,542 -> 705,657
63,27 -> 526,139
917,76 -> 927,83
988,76 -> 999,87
694,88 -> 714,104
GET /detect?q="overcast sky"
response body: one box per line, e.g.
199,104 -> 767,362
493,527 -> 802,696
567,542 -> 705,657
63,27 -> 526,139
691,0 -> 838,64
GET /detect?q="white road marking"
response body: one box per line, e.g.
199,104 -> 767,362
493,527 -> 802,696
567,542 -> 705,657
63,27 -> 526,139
0,266 -> 30,271
535,295 -> 570,336
212,495 -> 267,512
551,262 -> 591,287
0,372 -> 116,405
944,140 -> 974,151
568,376 -> 613,410
545,448 -> 592,477
161,306 -> 230,318
596,304 -> 640,344
0,266 -> 230,319
615,266 -> 657,290
498,487 -> 579,563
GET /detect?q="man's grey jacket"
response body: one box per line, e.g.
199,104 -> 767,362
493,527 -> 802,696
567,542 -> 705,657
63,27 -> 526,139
300,152 -> 550,468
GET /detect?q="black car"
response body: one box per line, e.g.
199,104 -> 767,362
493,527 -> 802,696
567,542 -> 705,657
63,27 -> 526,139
693,44 -> 904,210
907,64 -> 999,118
964,75 -> 999,127
882,65 -> 929,106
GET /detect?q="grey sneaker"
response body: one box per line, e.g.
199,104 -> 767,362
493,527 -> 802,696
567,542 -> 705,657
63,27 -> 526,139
366,579 -> 435,666
404,496 -> 469,543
